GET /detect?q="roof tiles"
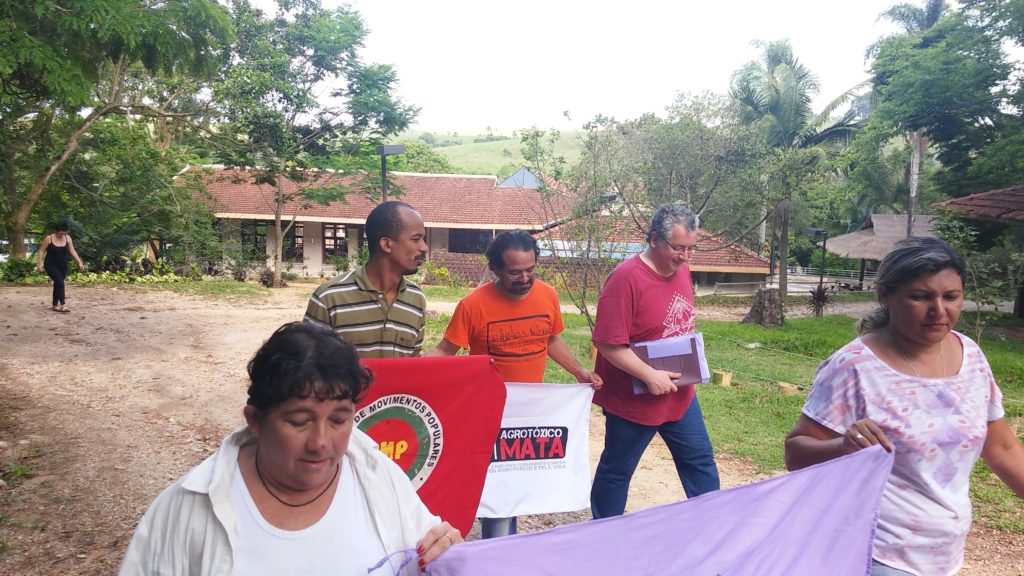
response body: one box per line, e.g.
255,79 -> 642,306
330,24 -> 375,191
191,166 -> 572,229
190,166 -> 767,272
934,185 -> 1024,224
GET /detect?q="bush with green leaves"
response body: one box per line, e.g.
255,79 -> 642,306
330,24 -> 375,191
224,245 -> 263,282
936,214 -> 1023,341
0,257 -> 40,282
327,254 -> 349,272
69,270 -> 191,284
258,268 -> 288,288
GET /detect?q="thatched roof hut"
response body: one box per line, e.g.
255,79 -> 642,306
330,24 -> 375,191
825,214 -> 936,262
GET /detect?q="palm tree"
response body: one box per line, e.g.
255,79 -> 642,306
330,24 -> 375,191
731,40 -> 859,316
869,1 -> 948,236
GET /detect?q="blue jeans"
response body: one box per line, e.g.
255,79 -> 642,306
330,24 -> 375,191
479,516 -> 517,539
591,397 -> 720,519
871,560 -> 915,576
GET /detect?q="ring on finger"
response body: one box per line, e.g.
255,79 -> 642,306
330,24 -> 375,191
854,432 -> 865,441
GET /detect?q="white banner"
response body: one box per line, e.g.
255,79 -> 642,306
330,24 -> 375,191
476,382 -> 594,518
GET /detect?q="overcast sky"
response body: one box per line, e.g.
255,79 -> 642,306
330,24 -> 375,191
341,0 -> 904,132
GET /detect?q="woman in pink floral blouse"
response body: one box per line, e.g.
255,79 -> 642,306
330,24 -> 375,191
785,236 -> 1024,576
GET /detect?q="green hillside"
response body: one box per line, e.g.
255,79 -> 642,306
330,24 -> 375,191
396,129 -> 584,178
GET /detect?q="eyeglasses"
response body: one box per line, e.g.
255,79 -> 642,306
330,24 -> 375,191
503,267 -> 537,279
663,240 -> 698,254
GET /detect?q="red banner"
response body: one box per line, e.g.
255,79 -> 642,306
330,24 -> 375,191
357,356 -> 506,536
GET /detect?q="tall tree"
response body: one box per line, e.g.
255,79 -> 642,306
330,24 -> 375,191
391,141 -> 460,174
871,12 -> 1009,200
563,96 -> 757,243
838,126 -> 913,226
0,0 -> 232,258
213,0 -> 417,285
869,1 -> 948,236
731,40 -> 859,316
35,116 -> 220,269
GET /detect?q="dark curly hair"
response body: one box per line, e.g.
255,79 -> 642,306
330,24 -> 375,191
485,230 -> 539,271
246,322 -> 373,414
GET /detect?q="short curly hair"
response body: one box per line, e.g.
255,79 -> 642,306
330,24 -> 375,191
485,230 -> 539,271
647,204 -> 698,243
246,322 -> 373,414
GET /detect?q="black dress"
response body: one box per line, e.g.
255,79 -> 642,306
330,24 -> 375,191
43,235 -> 70,306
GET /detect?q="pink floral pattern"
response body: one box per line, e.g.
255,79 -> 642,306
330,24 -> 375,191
803,332 -> 1004,576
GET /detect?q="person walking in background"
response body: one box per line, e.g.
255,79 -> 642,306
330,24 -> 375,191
427,229 -> 602,538
590,204 -> 720,519
304,201 -> 428,358
785,236 -> 1024,576
36,221 -> 84,313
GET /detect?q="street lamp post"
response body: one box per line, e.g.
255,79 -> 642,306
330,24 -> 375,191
375,144 -> 406,203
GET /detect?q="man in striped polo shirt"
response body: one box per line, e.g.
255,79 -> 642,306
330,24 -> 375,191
304,201 -> 428,358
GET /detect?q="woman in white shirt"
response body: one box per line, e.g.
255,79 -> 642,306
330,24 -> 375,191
121,322 -> 462,575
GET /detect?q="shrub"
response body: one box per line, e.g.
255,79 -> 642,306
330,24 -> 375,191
807,284 -> 833,317
224,245 -> 262,282
258,268 -> 288,288
327,254 -> 349,272
0,257 -> 39,282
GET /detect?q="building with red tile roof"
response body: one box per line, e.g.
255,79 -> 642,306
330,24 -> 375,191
933,185 -> 1024,224
186,165 -> 769,285
538,212 -> 770,288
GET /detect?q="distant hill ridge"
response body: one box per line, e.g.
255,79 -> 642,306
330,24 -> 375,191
396,129 -> 584,178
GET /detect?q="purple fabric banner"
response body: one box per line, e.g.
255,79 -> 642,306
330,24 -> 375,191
428,446 -> 893,576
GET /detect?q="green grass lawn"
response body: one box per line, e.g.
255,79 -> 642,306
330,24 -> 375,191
422,284 -> 471,302
131,278 -> 273,298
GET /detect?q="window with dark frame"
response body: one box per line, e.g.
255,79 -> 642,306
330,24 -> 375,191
323,223 -> 348,259
449,229 -> 493,254
282,223 -> 304,262
241,220 -> 267,257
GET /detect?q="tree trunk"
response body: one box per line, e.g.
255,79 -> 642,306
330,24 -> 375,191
1015,282 -> 1023,319
4,222 -> 29,261
777,199 -> 790,320
757,175 -> 769,247
5,105 -> 115,259
906,129 -> 925,237
742,288 -> 783,327
272,178 -> 285,287
4,59 -> 129,259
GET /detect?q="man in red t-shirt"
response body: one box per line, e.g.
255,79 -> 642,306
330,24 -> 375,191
590,204 -> 720,518
428,230 -> 602,537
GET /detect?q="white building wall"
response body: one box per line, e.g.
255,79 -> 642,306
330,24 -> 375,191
304,221 -> 323,276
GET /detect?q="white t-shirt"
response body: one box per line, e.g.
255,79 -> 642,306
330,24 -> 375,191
231,455 -> 389,576
803,332 -> 1004,576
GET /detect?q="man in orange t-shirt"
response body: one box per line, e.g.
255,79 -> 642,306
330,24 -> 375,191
427,230 -> 601,537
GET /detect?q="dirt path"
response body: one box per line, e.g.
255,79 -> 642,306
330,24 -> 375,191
0,283 -> 1020,574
